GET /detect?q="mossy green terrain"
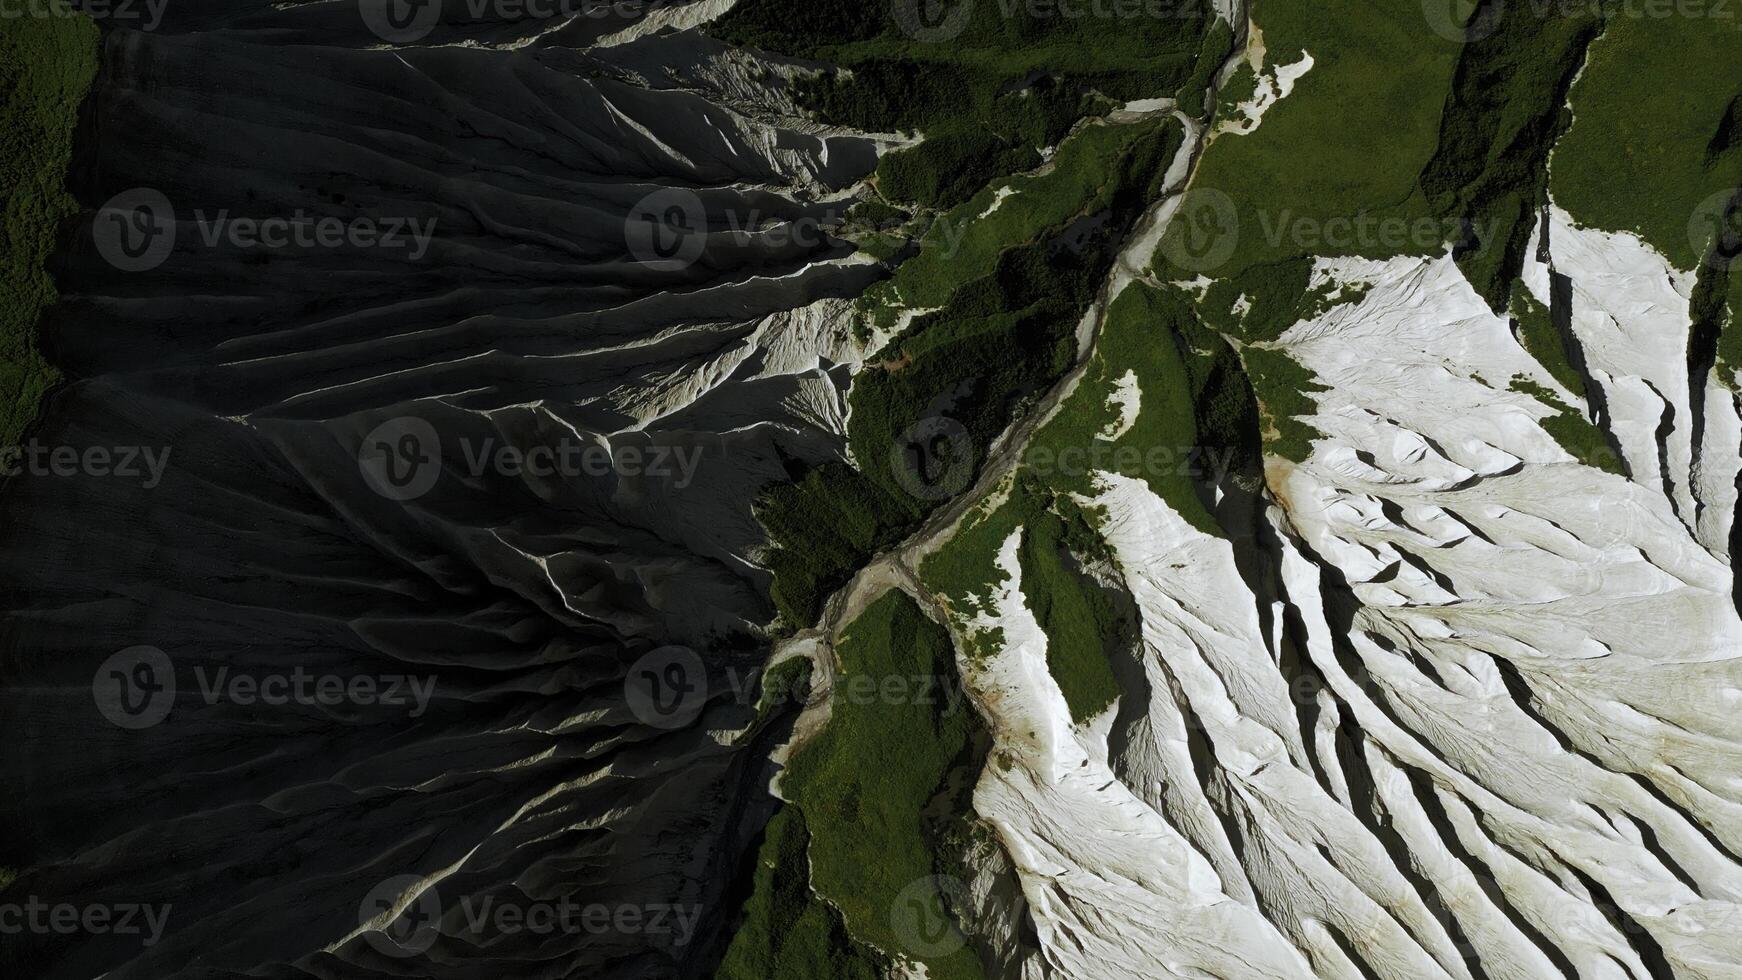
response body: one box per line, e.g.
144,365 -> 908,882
1174,19 -> 1235,119
1509,375 -> 1624,476
1549,8 -> 1742,372
1150,0 -> 1647,464
0,14 -> 97,448
1014,488 -> 1122,723
757,118 -> 1184,628
772,591 -> 987,980
712,0 -> 1214,211
1509,285 -> 1586,400
1551,10 -> 1742,272
715,807 -> 887,980
1419,1 -> 1601,311
1145,0 -> 1467,466
1155,0 -> 1463,281
922,279 -> 1261,687
1182,259 -> 1363,462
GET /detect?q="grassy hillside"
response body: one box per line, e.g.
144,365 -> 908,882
719,592 -> 988,979
0,14 -> 97,447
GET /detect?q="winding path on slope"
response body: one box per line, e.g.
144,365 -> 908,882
772,7 -> 1254,745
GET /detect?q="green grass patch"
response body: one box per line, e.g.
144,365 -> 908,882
1174,19 -> 1235,119
867,119 -> 1179,321
1550,11 -> 1742,272
731,657 -> 817,747
0,13 -> 97,448
779,591 -> 987,980
1547,9 -> 1742,374
1238,345 -> 1328,464
756,119 -> 1183,628
1509,375 -> 1623,475
1015,490 -> 1122,723
917,478 -> 1025,661
1707,259 -> 1742,385
758,462 -> 927,629
1213,58 -> 1259,121
1158,0 -> 1605,312
1188,259 -> 1353,462
921,280 -> 1264,673
1419,2 -> 1601,311
1156,0 -> 1464,280
1030,281 -> 1261,518
716,807 -> 887,980
712,0 -> 1214,211
1509,283 -> 1587,399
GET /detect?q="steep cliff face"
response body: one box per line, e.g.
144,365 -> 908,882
0,4 -> 893,978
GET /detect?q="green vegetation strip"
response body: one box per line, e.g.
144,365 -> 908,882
1014,485 -> 1122,723
1148,0 -> 1651,463
1419,0 -> 1601,311
722,592 -> 987,979
0,14 -> 97,447
711,0 -> 1211,210
1549,10 -> 1742,372
1509,376 -> 1623,476
1509,285 -> 1586,400
757,118 -> 1182,628
1551,11 -> 1742,272
715,808 -> 886,980
923,279 -> 1261,702
1154,0 -> 1463,281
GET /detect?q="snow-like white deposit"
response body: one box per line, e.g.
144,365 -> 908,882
1098,370 -> 1141,440
950,242 -> 1742,977
961,527 -> 1316,979
1262,247 -> 1742,976
1218,52 -> 1314,137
